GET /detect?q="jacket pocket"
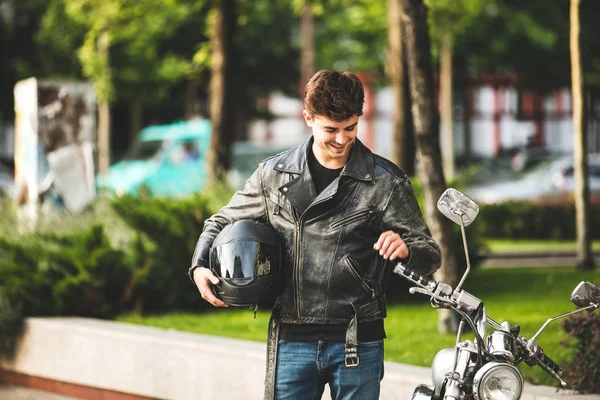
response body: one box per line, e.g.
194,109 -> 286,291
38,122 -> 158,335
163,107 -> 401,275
344,255 -> 376,299
330,207 -> 373,230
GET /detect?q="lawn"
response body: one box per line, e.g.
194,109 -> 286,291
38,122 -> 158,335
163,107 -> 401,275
117,266 -> 600,387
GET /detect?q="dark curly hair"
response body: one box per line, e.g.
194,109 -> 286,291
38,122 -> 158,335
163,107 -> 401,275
304,70 -> 364,122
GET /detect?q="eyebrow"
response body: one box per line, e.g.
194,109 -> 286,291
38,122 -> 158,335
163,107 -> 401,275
323,122 -> 358,130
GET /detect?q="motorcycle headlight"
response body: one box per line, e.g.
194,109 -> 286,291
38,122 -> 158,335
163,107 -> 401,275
473,362 -> 523,400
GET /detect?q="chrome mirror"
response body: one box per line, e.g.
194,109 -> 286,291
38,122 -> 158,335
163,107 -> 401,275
437,188 -> 479,227
571,281 -> 600,308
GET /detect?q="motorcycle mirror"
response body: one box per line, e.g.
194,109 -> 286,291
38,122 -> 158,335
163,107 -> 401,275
437,188 -> 479,227
570,281 -> 600,308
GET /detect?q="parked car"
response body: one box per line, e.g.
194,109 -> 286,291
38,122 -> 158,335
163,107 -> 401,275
465,154 -> 600,204
98,119 -> 295,197
98,119 -> 211,197
0,160 -> 15,199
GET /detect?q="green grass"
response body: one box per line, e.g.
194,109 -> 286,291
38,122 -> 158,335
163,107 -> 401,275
486,239 -> 600,254
117,266 -> 600,387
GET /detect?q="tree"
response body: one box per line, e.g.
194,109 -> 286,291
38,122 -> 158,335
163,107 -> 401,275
402,0 -> 458,333
206,0 -> 236,184
570,0 -> 594,271
387,0 -> 407,171
425,0 -> 488,182
299,1 -> 315,94
45,0 -> 196,156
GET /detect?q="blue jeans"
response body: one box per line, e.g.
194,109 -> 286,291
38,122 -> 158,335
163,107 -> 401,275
274,340 -> 384,400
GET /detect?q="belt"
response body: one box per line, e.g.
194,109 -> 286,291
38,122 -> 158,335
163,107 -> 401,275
345,296 -> 387,367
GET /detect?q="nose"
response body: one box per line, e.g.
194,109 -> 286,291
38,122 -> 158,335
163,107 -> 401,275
335,132 -> 347,144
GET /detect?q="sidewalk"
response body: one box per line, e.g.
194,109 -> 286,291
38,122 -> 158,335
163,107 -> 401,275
0,385 -> 74,399
2,318 -> 599,400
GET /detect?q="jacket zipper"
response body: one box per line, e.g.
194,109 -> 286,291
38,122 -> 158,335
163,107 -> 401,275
294,220 -> 301,319
293,195 -> 334,320
330,208 -> 372,230
345,256 -> 376,299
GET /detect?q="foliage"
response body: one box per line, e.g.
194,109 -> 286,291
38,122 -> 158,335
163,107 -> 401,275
109,193 -> 214,313
0,189 -> 223,356
560,312 -> 600,394
424,0 -> 490,58
0,216 -> 135,356
51,0 -> 195,103
478,201 -> 600,240
454,0 -> 600,90
315,0 -> 387,75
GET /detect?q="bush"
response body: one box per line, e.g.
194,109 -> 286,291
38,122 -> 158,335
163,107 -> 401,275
478,201 -> 600,240
560,312 -> 600,394
110,193 -> 215,313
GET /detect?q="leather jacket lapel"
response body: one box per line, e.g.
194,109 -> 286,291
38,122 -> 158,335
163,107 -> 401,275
280,170 -> 316,216
272,137 -> 374,217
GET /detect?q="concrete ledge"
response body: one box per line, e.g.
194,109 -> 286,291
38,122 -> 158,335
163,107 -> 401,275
0,317 -> 598,400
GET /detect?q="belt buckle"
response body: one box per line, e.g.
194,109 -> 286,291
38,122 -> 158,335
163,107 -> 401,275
344,347 -> 360,368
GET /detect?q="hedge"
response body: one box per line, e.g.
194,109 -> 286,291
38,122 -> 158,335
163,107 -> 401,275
0,186 -> 597,356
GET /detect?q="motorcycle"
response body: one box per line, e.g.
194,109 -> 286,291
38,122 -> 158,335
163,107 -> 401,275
395,188 -> 600,400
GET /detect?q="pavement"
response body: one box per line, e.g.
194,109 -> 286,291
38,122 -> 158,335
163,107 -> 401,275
0,385 -> 74,400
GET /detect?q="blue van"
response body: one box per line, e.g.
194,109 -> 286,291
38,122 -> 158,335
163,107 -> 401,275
98,119 -> 211,197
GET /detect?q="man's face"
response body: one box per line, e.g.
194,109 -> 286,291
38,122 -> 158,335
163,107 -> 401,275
303,111 -> 359,168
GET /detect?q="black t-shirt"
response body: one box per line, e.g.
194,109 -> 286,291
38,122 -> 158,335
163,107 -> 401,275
308,146 -> 343,194
280,146 -> 386,343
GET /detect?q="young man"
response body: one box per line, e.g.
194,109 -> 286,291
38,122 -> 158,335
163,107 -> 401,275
190,70 -> 441,399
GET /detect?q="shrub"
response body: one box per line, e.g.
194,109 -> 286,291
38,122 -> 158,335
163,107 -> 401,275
478,201 -> 600,240
560,312 -> 600,394
110,192 -> 219,313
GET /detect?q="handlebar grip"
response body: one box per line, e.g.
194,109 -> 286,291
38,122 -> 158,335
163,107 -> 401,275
537,352 -> 563,378
396,264 -> 435,290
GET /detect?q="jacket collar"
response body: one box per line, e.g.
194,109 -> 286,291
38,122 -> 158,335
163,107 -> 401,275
273,137 -> 374,216
273,136 -> 374,182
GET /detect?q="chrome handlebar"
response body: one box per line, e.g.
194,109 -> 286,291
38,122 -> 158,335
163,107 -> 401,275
396,263 -> 567,386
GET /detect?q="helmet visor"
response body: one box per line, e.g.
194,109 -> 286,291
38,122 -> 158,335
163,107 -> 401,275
210,241 -> 280,286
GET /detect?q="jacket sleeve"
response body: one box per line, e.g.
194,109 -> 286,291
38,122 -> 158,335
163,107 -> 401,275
190,163 -> 268,269
382,177 -> 442,276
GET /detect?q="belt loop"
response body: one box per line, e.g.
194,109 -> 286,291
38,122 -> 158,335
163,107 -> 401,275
344,307 -> 360,368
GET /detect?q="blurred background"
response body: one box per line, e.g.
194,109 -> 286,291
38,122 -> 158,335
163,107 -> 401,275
0,0 -> 599,207
1,0 -> 600,397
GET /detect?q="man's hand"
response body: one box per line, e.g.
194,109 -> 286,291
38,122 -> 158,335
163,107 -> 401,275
193,267 -> 229,307
373,230 -> 409,261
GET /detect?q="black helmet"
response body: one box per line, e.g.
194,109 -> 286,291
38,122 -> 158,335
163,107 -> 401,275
209,220 -> 283,307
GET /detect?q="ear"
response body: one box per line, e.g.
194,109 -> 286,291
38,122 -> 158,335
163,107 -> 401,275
302,110 -> 313,127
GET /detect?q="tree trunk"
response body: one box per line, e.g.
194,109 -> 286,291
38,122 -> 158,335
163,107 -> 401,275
570,0 -> 595,270
97,29 -> 111,176
207,0 -> 236,184
402,0 -> 459,333
184,77 -> 200,120
300,2 -> 314,95
440,31 -> 454,182
129,100 -> 142,146
457,56 -> 472,165
387,0 -> 406,170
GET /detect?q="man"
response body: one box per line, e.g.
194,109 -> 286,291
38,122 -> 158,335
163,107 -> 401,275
190,70 -> 441,400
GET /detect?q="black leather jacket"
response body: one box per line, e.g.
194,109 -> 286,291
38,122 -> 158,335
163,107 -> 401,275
192,137 -> 441,325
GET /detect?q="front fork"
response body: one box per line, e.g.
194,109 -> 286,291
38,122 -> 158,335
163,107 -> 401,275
442,347 -> 472,399
411,346 -> 473,400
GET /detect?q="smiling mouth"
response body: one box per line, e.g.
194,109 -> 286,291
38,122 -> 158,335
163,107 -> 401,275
329,143 -> 346,151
